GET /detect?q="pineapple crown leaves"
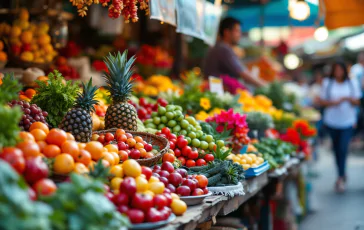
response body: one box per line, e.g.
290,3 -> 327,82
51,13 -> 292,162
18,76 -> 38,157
76,77 -> 99,113
212,144 -> 232,161
102,51 -> 136,103
0,72 -> 22,104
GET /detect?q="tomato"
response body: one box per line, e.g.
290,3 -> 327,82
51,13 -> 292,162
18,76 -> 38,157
110,177 -> 123,191
135,143 -> 144,150
177,138 -> 188,149
17,141 -> 40,158
61,141 -> 80,160
127,138 -> 136,148
163,153 -> 175,163
46,128 -> 67,147
105,144 -> 118,153
32,178 -> 57,196
103,152 -> 116,166
73,162 -> 89,174
19,131 -> 35,142
169,134 -> 177,140
118,150 -> 129,161
43,144 -> 61,158
161,127 -> 171,136
53,153 -> 75,174
105,133 -> 114,142
136,176 -> 149,192
170,199 -> 187,216
195,175 -> 208,188
0,147 -> 25,173
30,129 -> 47,141
77,149 -> 91,165
78,143 -> 86,150
181,146 -> 192,157
204,154 -> 214,162
66,133 -> 75,141
37,141 -> 47,152
186,159 -> 196,168
84,141 -> 104,161
122,159 -> 142,177
145,152 -> 154,158
196,159 -> 206,166
29,122 -> 49,134
178,157 -> 186,166
148,181 -> 165,194
134,136 -> 144,143
174,149 -> 181,157
187,150 -> 198,160
169,142 -> 175,150
110,165 -> 124,177
139,149 -> 147,158
110,151 -> 120,165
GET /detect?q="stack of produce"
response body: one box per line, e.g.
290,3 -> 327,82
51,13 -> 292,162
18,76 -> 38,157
227,153 -> 265,170
134,75 -> 181,97
48,56 -> 80,80
0,41 -> 7,65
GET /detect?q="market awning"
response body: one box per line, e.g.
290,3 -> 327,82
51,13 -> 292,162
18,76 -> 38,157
226,0 -> 320,31
322,0 -> 364,30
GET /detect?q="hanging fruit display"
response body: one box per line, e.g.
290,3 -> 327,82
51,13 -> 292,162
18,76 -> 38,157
69,0 -> 149,22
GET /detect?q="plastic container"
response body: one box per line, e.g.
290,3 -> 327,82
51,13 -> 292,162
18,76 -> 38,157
244,161 -> 270,178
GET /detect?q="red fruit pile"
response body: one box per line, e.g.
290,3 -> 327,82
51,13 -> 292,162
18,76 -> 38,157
130,98 -> 168,121
94,129 -> 155,160
152,162 -> 209,196
0,147 -> 57,199
157,127 -> 215,168
48,56 -> 79,80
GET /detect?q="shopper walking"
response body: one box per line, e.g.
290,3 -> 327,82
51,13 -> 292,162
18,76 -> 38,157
319,61 -> 362,193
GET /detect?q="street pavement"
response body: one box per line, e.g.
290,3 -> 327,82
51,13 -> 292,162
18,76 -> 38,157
300,145 -> 364,230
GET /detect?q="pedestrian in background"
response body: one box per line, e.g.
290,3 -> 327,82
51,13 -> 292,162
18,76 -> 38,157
319,61 -> 362,193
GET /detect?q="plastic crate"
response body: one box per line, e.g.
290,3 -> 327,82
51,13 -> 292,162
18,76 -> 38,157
244,161 -> 270,178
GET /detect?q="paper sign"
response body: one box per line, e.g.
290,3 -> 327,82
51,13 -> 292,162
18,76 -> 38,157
150,0 -> 176,26
203,2 -> 223,46
175,0 -> 205,39
209,76 -> 224,96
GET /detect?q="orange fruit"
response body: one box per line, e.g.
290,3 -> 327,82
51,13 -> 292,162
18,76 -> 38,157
105,144 -> 118,153
46,128 -> 67,146
29,122 -> 49,134
103,152 -> 115,166
127,138 -> 136,147
110,177 -> 123,191
20,31 -> 33,44
139,149 -> 147,158
122,159 -> 141,177
118,150 -> 128,161
19,131 -> 35,142
84,141 -> 104,161
78,143 -> 86,150
110,165 -> 123,178
53,153 -> 75,174
110,151 -> 120,165
134,136 -> 143,143
73,162 -> 89,174
43,144 -> 61,158
16,141 -> 40,158
24,88 -> 36,99
77,149 -> 91,166
30,129 -> 47,141
61,141 -> 80,160
66,133 -> 75,141
135,142 -> 144,150
37,141 -> 47,152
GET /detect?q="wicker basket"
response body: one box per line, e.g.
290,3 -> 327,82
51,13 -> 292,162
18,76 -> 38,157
94,129 -> 169,167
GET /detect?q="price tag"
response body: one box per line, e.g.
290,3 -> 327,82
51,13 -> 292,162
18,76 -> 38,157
209,76 -> 224,96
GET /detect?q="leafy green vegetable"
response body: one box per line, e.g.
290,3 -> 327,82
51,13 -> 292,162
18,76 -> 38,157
0,160 -> 52,230
212,145 -> 232,161
0,105 -> 22,149
31,70 -> 79,128
0,73 -> 23,104
246,111 -> 273,131
40,173 -> 130,230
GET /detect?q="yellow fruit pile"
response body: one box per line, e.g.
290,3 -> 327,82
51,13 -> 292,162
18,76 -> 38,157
227,153 -> 265,170
1,8 -> 57,64
134,75 -> 182,97
237,89 -> 276,114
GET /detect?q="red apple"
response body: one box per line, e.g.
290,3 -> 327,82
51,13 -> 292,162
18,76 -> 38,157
168,173 -> 183,187
142,166 -> 152,180
182,179 -> 197,191
129,149 -> 141,159
144,144 -> 153,152
166,184 -> 176,193
174,148 -> 181,157
105,133 -> 114,142
153,165 -> 161,172
153,194 -> 168,210
192,188 -> 204,196
119,177 -> 137,198
175,168 -> 188,178
159,206 -> 171,220
97,134 -> 105,144
163,193 -> 173,206
161,162 -> 174,173
176,185 -> 191,196
127,209 -> 145,224
203,187 -> 209,194
113,192 -> 129,206
131,193 -> 154,212
125,133 -> 133,139
117,205 -> 129,214
145,207 -> 163,223
117,142 -> 127,150
105,192 -> 114,202
28,188 -> 37,201
152,173 -> 160,178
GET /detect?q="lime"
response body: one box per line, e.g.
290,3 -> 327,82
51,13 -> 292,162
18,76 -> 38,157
188,132 -> 196,139
168,120 -> 177,127
209,142 -> 216,151
158,124 -> 166,130
151,112 -> 158,118
166,112 -> 175,120
161,116 -> 168,124
175,105 -> 183,111
153,117 -> 161,125
205,135 -> 213,143
173,125 -> 181,133
196,130 -> 204,138
180,130 -> 188,136
192,138 -> 201,147
186,137 -> 191,144
146,123 -> 157,129
144,119 -> 153,124
180,120 -> 189,129
166,105 -> 175,112
158,106 -> 166,115
176,114 -> 184,122
200,141 -> 209,150
196,125 -> 202,131
217,140 -> 225,148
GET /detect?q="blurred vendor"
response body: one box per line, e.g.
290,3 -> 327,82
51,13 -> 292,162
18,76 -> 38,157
203,17 -> 266,88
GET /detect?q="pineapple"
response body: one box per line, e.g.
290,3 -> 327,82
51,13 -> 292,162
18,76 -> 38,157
103,51 -> 138,131
59,78 -> 98,142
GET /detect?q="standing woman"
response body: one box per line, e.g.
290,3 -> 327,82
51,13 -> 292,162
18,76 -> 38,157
319,61 -> 362,193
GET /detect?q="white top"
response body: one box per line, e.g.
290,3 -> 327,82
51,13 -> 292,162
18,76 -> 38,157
350,63 -> 364,87
320,78 -> 362,128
